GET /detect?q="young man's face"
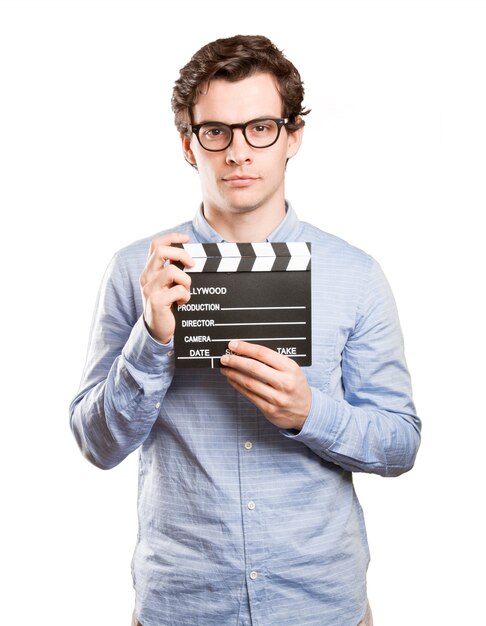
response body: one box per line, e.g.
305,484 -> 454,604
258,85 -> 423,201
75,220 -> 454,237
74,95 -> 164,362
182,72 -> 302,223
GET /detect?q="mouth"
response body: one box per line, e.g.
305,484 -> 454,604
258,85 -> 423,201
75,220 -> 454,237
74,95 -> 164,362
222,175 -> 259,187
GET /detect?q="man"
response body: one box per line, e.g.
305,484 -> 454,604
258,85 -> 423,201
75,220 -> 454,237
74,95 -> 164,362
70,35 -> 421,626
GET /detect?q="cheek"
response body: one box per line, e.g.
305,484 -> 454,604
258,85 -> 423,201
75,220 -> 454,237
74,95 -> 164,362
197,151 -> 223,173
265,148 -> 288,174
197,162 -> 225,196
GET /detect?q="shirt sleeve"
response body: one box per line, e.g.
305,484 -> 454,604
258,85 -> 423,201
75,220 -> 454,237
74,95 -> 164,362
283,258 -> 422,477
69,251 -> 176,469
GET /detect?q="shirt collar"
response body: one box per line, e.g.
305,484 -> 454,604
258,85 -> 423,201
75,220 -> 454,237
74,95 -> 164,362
191,201 -> 302,243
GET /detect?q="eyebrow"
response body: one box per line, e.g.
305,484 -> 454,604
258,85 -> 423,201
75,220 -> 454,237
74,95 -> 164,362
193,115 -> 281,126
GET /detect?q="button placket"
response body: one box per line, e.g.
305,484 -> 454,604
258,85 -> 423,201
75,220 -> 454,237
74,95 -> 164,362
237,401 -> 266,619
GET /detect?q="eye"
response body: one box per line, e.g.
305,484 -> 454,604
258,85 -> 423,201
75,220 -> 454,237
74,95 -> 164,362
202,125 -> 229,139
250,122 -> 272,133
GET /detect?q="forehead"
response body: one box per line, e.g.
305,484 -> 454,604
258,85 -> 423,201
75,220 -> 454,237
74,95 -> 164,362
192,72 -> 283,124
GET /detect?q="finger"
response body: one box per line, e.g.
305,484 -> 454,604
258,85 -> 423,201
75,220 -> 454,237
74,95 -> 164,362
147,282 -> 192,309
220,352 -> 277,387
148,232 -> 191,254
148,243 -> 194,270
226,340 -> 292,372
142,250 -> 194,288
220,366 -> 278,403
145,233 -> 194,275
142,264 -> 192,296
222,375 -> 276,416
220,342 -> 296,387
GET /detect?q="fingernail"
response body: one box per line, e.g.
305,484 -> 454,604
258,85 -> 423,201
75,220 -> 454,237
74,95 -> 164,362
228,341 -> 238,350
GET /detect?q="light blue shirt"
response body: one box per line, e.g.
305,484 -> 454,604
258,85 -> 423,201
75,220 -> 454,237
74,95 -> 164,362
70,204 -> 421,626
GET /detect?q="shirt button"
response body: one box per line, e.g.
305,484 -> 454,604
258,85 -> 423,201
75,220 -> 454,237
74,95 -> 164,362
244,441 -> 253,450
249,570 -> 258,580
167,350 -> 174,357
155,402 -> 161,409
247,500 -> 256,510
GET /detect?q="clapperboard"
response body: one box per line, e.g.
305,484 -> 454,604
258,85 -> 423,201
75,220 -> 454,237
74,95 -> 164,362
173,242 -> 311,368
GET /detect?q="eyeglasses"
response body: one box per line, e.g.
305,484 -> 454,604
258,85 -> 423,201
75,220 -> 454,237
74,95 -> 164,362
190,117 -> 289,152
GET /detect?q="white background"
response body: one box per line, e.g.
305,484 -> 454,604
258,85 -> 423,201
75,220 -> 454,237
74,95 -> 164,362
1,0 -> 485,624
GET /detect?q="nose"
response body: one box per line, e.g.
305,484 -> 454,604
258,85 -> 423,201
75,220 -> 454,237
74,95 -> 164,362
225,128 -> 253,165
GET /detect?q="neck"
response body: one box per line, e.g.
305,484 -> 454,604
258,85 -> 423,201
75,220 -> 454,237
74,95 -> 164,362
203,202 -> 287,243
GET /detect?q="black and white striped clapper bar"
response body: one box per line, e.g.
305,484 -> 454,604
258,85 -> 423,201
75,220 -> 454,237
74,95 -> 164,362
172,242 -> 312,368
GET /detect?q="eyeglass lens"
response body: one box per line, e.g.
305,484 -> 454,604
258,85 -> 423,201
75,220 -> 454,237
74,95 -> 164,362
197,119 -> 281,150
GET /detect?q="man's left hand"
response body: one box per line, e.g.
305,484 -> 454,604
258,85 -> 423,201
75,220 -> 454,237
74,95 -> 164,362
220,341 -> 312,431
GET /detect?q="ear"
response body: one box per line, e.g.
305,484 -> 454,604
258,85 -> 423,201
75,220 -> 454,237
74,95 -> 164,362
285,124 -> 304,160
181,134 -> 197,168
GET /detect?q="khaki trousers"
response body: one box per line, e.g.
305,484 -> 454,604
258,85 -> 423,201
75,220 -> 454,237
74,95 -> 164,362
132,603 -> 373,625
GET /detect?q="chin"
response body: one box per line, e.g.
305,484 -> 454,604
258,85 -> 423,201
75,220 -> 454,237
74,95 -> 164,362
223,193 -> 268,214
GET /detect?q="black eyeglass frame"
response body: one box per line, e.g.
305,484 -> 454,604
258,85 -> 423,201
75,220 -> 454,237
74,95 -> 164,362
190,117 -> 290,152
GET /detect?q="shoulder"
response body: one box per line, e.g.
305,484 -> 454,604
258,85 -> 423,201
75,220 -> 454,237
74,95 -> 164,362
297,221 -> 393,324
298,220 -> 375,273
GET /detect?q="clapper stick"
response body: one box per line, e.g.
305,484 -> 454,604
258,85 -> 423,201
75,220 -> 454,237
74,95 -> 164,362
172,242 -> 312,368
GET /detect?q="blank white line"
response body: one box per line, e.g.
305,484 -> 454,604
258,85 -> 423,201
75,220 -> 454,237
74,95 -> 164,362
177,356 -> 218,360
177,353 -> 308,360
214,322 -> 306,327
211,337 -> 306,342
220,306 -> 306,311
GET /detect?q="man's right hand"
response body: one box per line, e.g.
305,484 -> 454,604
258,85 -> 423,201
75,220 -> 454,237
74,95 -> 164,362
139,233 -> 194,344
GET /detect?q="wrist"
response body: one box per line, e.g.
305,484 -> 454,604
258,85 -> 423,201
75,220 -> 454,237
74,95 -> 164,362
143,317 -> 173,346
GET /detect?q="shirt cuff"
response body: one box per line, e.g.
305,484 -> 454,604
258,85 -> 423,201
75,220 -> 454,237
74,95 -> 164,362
122,315 -> 175,374
281,386 -> 339,452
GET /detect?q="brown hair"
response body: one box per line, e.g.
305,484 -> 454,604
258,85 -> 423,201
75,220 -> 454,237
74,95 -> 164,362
172,35 -> 310,136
